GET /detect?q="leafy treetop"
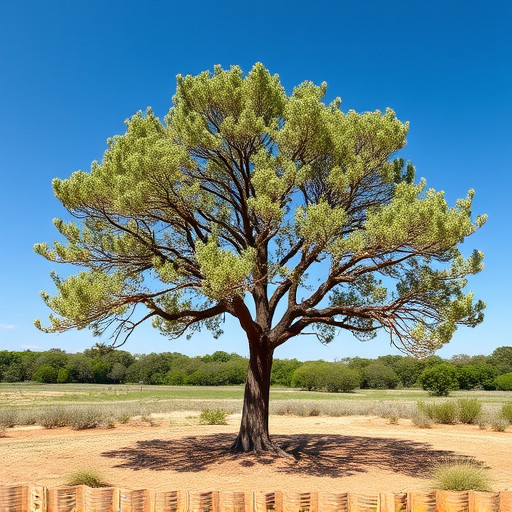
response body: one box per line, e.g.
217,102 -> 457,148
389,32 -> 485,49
35,63 -> 486,357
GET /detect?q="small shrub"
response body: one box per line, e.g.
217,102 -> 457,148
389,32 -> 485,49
141,413 -> 158,426
431,459 -> 491,491
491,417 -> 509,432
199,409 -> 227,425
68,407 -> 104,430
478,415 -> 489,430
118,414 -> 131,424
502,403 -> 512,423
40,407 -> 70,428
411,411 -> 433,428
66,469 -> 109,488
0,408 -> 18,428
418,401 -> 457,424
308,408 -> 321,417
456,398 -> 482,424
387,416 -> 399,425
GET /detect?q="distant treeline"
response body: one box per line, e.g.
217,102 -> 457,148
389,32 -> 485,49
0,346 -> 511,391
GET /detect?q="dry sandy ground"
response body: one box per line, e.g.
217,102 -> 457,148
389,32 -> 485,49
1,413 -> 510,494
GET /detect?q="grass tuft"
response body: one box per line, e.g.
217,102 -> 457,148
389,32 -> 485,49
418,401 -> 457,424
490,417 -> 509,432
502,403 -> 512,423
66,469 -> 110,488
411,411 -> 433,428
431,459 -> 491,491
456,398 -> 482,424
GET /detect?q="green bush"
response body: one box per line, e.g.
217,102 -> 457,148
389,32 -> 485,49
317,364 -> 361,393
456,398 -> 482,424
502,403 -> 512,422
291,362 -> 328,390
418,401 -> 457,424
419,364 -> 458,396
292,361 -> 360,392
431,459 -> 491,491
495,372 -> 512,391
32,364 -> 58,383
57,368 -> 71,383
199,409 -> 228,425
456,365 -> 497,390
66,469 -> 109,488
363,362 -> 399,389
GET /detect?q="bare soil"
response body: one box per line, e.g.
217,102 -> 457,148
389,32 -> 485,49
1,413 -> 510,493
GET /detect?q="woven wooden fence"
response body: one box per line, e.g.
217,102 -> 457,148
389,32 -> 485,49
0,485 -> 511,512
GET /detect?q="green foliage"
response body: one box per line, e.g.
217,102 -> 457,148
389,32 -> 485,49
431,460 -> 491,491
57,368 -> 71,383
363,362 -> 399,389
318,364 -> 361,392
456,364 -> 497,390
291,362 -> 326,390
35,63 -> 485,361
32,364 -> 58,383
502,403 -> 512,422
199,409 -> 228,425
66,354 -> 94,383
488,346 -> 512,374
456,398 -> 482,424
271,359 -> 303,387
394,357 -> 426,387
418,401 -> 458,424
419,364 -> 459,396
291,361 -> 360,392
65,469 -> 109,488
495,372 -> 512,391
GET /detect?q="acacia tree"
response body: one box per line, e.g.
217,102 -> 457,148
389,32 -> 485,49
35,63 -> 486,453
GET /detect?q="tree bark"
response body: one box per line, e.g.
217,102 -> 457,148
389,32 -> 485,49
230,338 -> 284,454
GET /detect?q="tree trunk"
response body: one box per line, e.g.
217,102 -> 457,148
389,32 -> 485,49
230,338 -> 283,454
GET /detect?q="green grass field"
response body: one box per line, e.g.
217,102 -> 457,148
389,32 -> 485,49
1,382 -> 510,409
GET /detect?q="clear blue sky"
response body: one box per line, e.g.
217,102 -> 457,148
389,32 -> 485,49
0,0 -> 510,361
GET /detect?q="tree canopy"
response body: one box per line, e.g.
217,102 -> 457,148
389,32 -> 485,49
35,63 -> 486,452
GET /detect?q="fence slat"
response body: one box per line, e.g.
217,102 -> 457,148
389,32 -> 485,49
3,484 -> 512,512
120,489 -> 153,512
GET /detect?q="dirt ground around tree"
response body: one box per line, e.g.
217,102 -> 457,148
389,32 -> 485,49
1,413 -> 511,494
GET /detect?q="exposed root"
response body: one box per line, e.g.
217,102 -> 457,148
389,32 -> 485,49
230,434 -> 292,458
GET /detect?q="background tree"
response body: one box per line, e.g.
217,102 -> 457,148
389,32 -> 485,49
35,63 -> 486,453
363,361 -> 400,389
419,363 -> 459,396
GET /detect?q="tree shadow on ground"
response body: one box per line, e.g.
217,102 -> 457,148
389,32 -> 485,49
102,433 -> 473,479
